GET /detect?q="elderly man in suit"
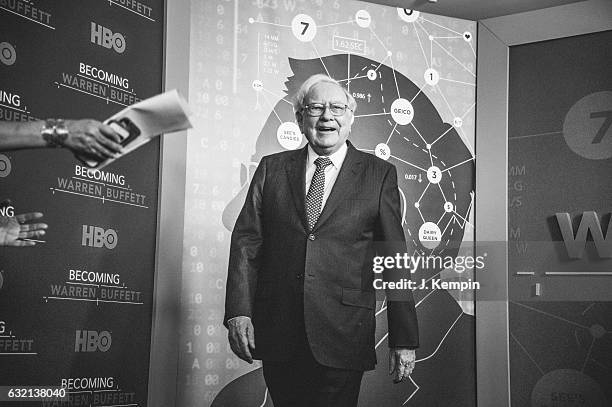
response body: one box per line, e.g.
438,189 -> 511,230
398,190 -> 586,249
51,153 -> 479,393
224,74 -> 419,407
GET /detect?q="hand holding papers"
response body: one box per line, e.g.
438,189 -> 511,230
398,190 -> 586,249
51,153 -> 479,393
82,89 -> 192,169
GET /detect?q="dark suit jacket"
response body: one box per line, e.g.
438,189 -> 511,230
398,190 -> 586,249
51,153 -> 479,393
224,141 -> 418,371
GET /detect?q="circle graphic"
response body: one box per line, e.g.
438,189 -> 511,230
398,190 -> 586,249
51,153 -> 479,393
252,80 -> 263,92
463,32 -> 472,42
355,10 -> 371,28
397,8 -> 420,23
563,91 -> 612,160
113,35 -> 126,53
391,98 -> 414,125
444,202 -> 454,213
424,68 -> 440,86
375,143 -> 390,160
531,369 -> 605,407
367,69 -> 377,81
277,122 -> 302,150
0,42 -> 16,66
0,154 -> 11,177
419,222 -> 441,249
453,117 -> 463,128
427,166 -> 442,184
292,14 -> 317,42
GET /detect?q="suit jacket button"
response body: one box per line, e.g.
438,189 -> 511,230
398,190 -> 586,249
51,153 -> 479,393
308,234 -> 316,241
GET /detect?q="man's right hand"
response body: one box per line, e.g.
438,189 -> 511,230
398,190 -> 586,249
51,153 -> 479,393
227,316 -> 256,364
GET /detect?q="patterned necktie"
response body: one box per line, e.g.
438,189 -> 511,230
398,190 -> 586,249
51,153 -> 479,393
306,157 -> 333,231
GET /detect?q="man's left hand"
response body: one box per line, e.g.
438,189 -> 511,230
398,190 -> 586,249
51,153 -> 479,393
389,348 -> 416,383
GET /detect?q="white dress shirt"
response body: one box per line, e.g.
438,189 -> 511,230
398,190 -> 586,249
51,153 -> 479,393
305,142 -> 348,209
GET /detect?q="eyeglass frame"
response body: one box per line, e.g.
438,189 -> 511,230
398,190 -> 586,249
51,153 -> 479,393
301,102 -> 354,117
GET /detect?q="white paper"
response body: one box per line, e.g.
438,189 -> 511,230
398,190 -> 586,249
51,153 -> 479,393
85,89 -> 192,169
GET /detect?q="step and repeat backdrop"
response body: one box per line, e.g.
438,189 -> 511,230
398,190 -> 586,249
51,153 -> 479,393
0,1 -> 164,406
182,1 -> 477,406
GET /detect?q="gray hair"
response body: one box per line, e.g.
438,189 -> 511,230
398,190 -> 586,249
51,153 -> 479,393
292,74 -> 357,114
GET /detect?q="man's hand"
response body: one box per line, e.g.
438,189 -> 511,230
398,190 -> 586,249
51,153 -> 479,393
63,119 -> 124,159
0,212 -> 47,247
389,348 -> 416,383
227,316 -> 256,364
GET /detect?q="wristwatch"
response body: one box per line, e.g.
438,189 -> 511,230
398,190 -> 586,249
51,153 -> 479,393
41,118 -> 69,147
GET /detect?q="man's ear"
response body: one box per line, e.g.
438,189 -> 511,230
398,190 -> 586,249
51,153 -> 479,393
295,110 -> 304,129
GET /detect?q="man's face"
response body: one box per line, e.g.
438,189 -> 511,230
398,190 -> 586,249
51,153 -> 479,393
297,82 -> 353,156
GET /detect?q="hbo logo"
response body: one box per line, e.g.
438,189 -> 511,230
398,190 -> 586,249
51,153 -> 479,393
82,225 -> 118,249
90,22 -> 126,54
75,330 -> 112,352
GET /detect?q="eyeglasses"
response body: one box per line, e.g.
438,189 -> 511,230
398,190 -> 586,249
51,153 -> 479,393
302,103 -> 353,117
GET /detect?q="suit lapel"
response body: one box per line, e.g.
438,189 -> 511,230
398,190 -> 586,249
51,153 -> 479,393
312,142 -> 364,231
285,146 -> 309,231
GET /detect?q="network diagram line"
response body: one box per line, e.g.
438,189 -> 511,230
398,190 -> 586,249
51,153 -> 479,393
461,102 -> 476,118
453,209 -> 474,230
582,337 -> 596,372
510,302 -> 590,330
431,125 -> 454,146
439,77 -> 475,86
437,183 -> 447,202
261,91 -> 282,124
402,376 -> 421,405
436,210 -> 447,225
410,122 -> 429,147
510,332 -> 546,375
441,215 -> 454,236
261,87 -> 293,106
386,123 -> 399,144
420,17 -> 463,36
410,81 -> 426,103
251,20 -> 291,28
311,41 -> 331,77
413,23 -> 430,70
416,205 -> 426,223
416,312 -> 464,362
435,83 -> 457,118
442,157 -> 474,173
417,182 -> 431,204
432,38 -> 476,77
319,19 -> 354,27
392,155 -> 427,172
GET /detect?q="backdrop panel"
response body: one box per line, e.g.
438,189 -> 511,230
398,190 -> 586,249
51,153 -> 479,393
0,1 -> 164,406
181,1 -> 476,406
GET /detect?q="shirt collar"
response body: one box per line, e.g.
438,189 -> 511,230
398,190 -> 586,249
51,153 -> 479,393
307,141 -> 348,170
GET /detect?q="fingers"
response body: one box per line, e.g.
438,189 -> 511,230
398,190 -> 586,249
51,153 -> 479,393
18,227 -> 47,239
97,125 -> 124,154
246,320 -> 256,350
19,222 -> 48,233
395,362 -> 406,383
228,323 -> 254,364
15,212 -> 43,223
389,349 -> 396,375
391,349 -> 416,383
64,119 -> 123,158
7,239 -> 36,247
99,123 -> 122,143
90,142 -> 119,159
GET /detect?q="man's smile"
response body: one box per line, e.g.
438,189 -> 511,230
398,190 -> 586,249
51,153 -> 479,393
316,125 -> 337,133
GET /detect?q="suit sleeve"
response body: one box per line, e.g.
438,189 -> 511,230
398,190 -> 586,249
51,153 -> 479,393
223,157 -> 267,327
377,164 -> 419,349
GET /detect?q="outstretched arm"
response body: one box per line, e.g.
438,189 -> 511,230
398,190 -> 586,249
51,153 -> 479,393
0,119 -> 123,159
